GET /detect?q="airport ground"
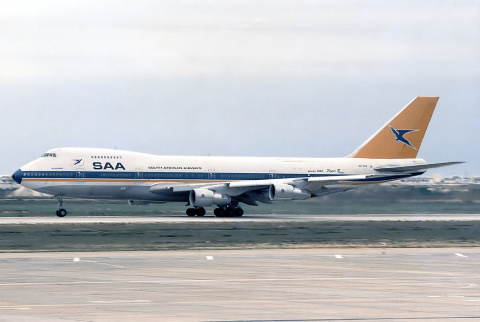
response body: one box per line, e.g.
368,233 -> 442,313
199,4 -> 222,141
0,248 -> 480,321
1,199 -> 480,321
1,198 -> 480,252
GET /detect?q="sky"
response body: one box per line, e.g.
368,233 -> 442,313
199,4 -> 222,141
1,0 -> 479,176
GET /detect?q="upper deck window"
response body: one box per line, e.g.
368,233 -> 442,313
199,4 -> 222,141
41,153 -> 57,158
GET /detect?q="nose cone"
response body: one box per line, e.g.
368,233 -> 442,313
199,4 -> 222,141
12,169 -> 23,184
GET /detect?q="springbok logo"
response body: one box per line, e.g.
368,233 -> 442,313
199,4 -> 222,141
72,159 -> 83,166
389,126 -> 417,150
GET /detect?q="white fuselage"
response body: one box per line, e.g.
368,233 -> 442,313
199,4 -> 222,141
15,147 -> 424,203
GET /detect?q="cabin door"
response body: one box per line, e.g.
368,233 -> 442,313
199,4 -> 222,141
269,170 -> 276,179
76,168 -> 84,181
135,168 -> 143,181
208,170 -> 215,180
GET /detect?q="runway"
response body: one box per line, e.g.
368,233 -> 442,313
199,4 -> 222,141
1,213 -> 480,224
1,214 -> 479,252
0,248 -> 479,321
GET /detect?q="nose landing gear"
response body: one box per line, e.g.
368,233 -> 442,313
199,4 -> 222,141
55,196 -> 67,217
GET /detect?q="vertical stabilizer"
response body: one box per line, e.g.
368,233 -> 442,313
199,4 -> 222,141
350,97 -> 438,159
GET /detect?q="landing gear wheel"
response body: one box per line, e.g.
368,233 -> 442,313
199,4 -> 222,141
186,207 -> 206,217
224,208 -> 235,217
233,208 -> 244,217
196,207 -> 206,217
56,209 -> 67,217
214,207 -> 244,217
214,207 -> 225,217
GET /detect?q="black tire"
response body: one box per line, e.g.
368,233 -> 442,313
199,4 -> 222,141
186,208 -> 196,216
224,208 -> 234,217
214,208 -> 226,217
196,208 -> 206,216
56,209 -> 67,217
233,208 -> 244,217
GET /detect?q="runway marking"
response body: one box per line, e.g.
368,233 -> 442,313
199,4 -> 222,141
462,283 -> 479,288
0,277 -> 387,288
0,281 -> 110,286
127,277 -> 384,285
280,263 -> 460,276
334,254 -> 343,259
428,296 -> 465,298
454,253 -> 468,258
1,296 -> 465,310
2,275 -> 468,288
0,302 -> 152,310
206,256 -> 214,260
72,258 -> 125,268
88,300 -> 151,304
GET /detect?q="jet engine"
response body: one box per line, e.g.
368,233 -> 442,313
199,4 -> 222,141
268,183 -> 311,201
189,188 -> 231,207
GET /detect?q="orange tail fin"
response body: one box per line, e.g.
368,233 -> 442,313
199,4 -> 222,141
350,97 -> 438,159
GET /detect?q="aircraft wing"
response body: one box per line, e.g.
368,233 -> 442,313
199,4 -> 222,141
374,161 -> 464,173
149,174 -> 370,197
223,175 -> 369,195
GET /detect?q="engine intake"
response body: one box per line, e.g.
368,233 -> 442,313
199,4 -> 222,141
189,188 -> 231,207
269,183 -> 311,201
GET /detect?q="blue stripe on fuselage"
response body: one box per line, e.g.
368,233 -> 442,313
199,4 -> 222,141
21,170 -> 353,181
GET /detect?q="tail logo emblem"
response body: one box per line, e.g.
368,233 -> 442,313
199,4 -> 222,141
389,126 -> 417,150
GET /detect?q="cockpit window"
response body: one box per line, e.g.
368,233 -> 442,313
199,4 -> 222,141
41,153 -> 57,157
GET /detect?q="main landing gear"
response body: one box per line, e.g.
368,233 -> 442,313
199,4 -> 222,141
185,206 -> 244,217
186,207 -> 206,217
55,196 -> 67,217
214,206 -> 244,217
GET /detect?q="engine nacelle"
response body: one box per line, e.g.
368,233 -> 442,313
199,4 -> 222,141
268,183 -> 311,201
189,188 -> 231,207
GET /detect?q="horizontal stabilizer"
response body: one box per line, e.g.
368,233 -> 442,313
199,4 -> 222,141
374,161 -> 464,173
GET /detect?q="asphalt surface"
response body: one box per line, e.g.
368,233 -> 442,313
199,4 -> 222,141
0,248 -> 479,321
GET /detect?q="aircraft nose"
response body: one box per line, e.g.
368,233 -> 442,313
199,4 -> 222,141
12,169 -> 23,184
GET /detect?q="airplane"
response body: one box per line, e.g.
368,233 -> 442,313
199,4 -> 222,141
11,97 -> 463,218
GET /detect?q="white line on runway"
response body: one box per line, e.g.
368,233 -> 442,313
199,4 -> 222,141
73,258 -> 125,268
0,277 -> 385,287
0,281 -> 109,286
88,300 -> 151,304
334,254 -> 343,259
454,253 -> 468,258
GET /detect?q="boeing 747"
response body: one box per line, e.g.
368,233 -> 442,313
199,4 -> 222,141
12,97 -> 462,217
